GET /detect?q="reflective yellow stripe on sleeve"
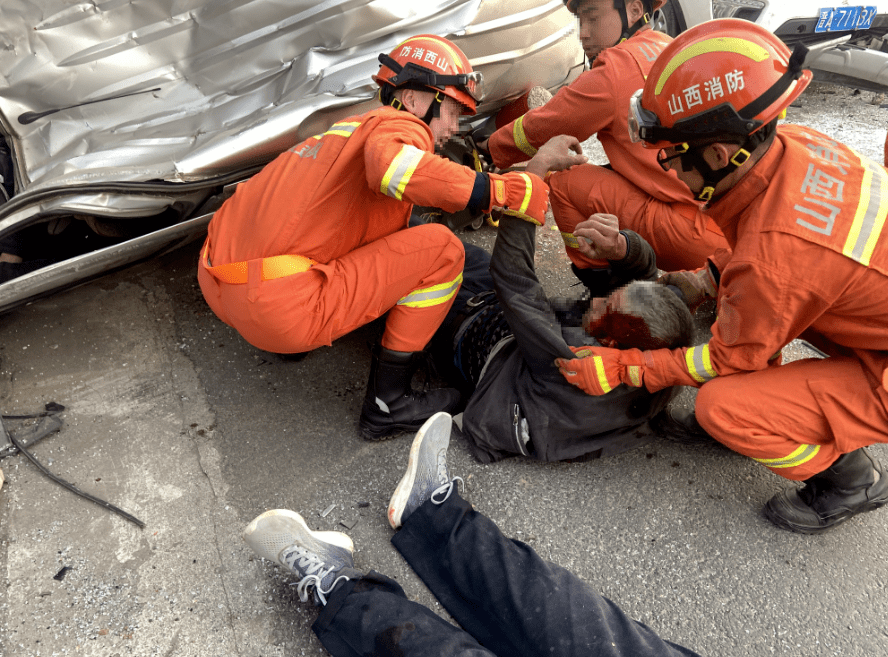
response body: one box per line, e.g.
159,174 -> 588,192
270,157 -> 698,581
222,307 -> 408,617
843,158 -> 888,267
513,116 -> 538,158
381,144 -> 425,200
397,273 -> 463,309
753,444 -> 821,470
685,344 -> 718,383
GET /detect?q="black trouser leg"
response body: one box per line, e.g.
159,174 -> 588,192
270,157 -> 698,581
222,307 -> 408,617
312,570 -> 494,657
392,491 -> 702,657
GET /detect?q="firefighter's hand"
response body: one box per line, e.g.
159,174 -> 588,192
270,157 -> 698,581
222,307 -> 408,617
657,265 -> 718,310
573,214 -> 627,261
526,135 -> 587,177
556,345 -> 639,396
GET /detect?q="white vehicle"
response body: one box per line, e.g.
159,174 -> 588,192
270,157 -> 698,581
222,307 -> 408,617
653,1 -> 888,91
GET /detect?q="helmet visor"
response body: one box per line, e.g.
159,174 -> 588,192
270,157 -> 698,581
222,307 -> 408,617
628,89 -> 660,145
462,71 -> 484,103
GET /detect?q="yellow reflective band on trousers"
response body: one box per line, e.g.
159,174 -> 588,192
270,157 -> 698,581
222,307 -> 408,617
397,273 -> 463,309
325,121 -> 361,138
753,444 -> 821,470
685,344 -> 718,383
382,145 -> 425,200
843,158 -> 888,267
561,232 -> 580,249
513,116 -> 538,158
593,356 -> 614,394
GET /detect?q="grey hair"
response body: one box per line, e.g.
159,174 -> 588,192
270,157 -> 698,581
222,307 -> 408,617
620,280 -> 694,350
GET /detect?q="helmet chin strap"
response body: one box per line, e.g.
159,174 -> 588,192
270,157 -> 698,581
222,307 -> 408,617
419,91 -> 444,126
680,138 -> 754,204
382,87 -> 443,126
617,0 -> 654,43
587,0 -> 653,65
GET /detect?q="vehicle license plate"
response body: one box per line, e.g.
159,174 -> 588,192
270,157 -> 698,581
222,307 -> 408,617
816,6 -> 877,32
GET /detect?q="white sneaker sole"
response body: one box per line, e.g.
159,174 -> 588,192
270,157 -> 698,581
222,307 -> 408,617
243,509 -> 354,567
387,411 -> 452,530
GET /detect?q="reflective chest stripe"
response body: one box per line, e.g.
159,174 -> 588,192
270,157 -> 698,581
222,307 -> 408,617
843,158 -> 888,267
382,144 -> 425,200
512,115 -> 538,158
201,243 -> 315,284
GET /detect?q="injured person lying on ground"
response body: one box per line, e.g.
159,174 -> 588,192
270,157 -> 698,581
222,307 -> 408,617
431,205 -> 694,463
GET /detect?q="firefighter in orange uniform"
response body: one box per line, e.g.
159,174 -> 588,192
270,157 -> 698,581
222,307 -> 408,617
556,19 -> 888,534
484,0 -> 729,277
198,35 -> 549,441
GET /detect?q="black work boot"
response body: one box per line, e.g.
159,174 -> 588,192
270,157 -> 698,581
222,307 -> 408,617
764,448 -> 888,534
650,406 -> 715,445
359,346 -> 461,441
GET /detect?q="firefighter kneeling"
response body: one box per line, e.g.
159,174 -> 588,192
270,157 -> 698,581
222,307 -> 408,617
198,35 -> 549,440
557,19 -> 888,534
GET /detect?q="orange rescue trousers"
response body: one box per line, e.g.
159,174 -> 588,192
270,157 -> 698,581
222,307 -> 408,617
198,223 -> 464,354
548,164 -> 728,272
695,357 -> 888,481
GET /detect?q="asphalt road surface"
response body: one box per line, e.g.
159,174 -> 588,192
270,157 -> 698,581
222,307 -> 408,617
0,82 -> 886,656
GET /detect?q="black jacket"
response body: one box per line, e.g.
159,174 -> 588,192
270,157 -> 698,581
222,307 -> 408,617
460,216 -> 674,463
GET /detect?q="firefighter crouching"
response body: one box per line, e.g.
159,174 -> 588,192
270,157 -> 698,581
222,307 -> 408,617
198,35 -> 549,441
557,19 -> 888,534
486,0 -> 729,278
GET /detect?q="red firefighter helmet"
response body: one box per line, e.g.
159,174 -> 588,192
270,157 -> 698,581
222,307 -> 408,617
629,18 -> 813,148
373,34 -> 482,115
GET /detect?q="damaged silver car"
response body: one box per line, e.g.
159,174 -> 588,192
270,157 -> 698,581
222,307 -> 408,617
0,0 -> 584,313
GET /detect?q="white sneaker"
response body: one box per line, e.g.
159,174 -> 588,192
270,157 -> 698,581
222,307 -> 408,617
243,509 -> 356,605
387,412 -> 460,529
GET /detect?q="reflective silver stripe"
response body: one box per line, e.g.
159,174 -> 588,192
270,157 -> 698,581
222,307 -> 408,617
397,272 -> 463,308
324,121 -> 360,138
843,158 -> 888,266
753,444 -> 820,469
381,144 -> 425,200
685,344 -> 717,383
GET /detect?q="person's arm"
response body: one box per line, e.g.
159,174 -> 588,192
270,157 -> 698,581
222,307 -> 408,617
484,134 -> 590,374
363,116 -> 550,224
488,66 -> 615,169
490,213 -> 577,375
557,257 -> 830,395
572,215 -> 659,283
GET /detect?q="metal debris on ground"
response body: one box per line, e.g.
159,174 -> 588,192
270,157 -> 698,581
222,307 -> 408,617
1,402 -> 146,528
0,402 -> 65,459
340,516 -> 359,530
53,566 -> 72,581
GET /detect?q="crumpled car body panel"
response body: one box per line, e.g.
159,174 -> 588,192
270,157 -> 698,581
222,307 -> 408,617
0,0 -> 583,313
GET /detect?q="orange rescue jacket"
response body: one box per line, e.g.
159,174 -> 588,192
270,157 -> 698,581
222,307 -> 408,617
640,125 -> 888,401
488,29 -> 695,205
205,107 -> 478,268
